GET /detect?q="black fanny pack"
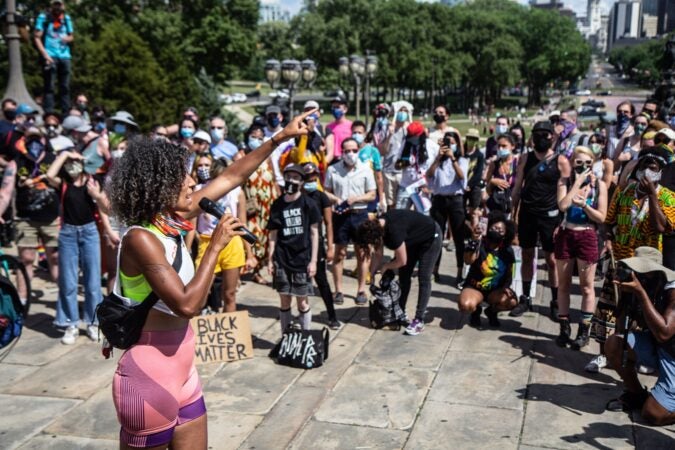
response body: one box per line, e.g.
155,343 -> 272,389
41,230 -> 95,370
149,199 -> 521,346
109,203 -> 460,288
96,233 -> 182,350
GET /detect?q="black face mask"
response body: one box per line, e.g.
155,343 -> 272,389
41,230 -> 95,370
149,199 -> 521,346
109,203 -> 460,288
574,165 -> 588,175
3,109 -> 16,121
486,230 -> 504,245
284,181 -> 300,195
532,134 -> 552,153
432,114 -> 445,124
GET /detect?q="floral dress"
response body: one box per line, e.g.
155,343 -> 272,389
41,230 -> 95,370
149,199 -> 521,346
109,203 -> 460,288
244,159 -> 278,273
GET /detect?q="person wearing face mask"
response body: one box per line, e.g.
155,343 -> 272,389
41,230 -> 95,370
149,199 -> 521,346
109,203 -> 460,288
395,121 -> 439,211
427,130 -> 468,286
108,110 -> 138,155
34,0 -> 74,114
554,146 -> 608,351
0,122 -> 61,307
0,98 -> 17,135
589,148 -> 675,373
509,123 -> 527,154
458,212 -> 518,327
325,96 -> 353,164
74,93 -> 89,123
301,162 -> 341,329
511,121 -> 571,319
585,133 -> 614,187
325,138 -> 377,306
45,149 -> 107,344
267,164 -> 321,335
614,112 -> 650,170
428,105 -> 459,146
242,125 -> 279,285
555,109 -> 582,159
186,130 -> 211,172
485,133 -> 518,216
62,115 -> 110,176
379,101 -> 412,211
461,128 -> 485,217
41,112 -> 62,139
209,116 -> 239,161
352,120 -> 385,214
193,157 -> 251,314
90,107 -> 107,134
607,101 -> 636,160
485,115 -> 510,161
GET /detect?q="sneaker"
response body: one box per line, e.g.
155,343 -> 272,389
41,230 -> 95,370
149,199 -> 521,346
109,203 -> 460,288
469,306 -> 482,328
333,292 -> 344,305
86,325 -> 99,342
585,354 -> 607,373
484,306 -> 501,327
61,326 -> 79,345
509,296 -> 531,317
455,276 -> 465,290
404,318 -> 425,336
637,364 -> 656,375
355,291 -> 368,306
399,312 -> 411,327
328,318 -> 342,330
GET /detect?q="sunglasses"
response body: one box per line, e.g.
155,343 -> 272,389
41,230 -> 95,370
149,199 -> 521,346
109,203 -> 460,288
210,126 -> 224,130
342,149 -> 359,154
574,159 -> 592,166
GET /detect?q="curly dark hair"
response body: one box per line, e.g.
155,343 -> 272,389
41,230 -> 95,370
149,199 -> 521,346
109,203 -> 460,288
487,211 -> 516,246
355,218 -> 384,248
108,136 -> 188,225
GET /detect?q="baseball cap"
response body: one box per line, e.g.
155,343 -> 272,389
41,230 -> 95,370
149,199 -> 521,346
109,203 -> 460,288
109,111 -> 138,128
331,96 -> 347,105
16,103 -> 37,116
192,129 -> 211,144
266,105 -> 281,115
655,128 -> 675,142
302,162 -> 319,177
303,100 -> 319,110
283,163 -> 305,177
61,115 -> 91,133
532,121 -> 555,134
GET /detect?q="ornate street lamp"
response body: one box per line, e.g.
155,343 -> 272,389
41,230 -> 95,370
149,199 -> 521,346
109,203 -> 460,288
2,0 -> 40,112
338,57 -> 350,78
348,55 -> 365,119
281,59 -> 302,118
264,59 -> 281,88
364,54 -> 378,127
301,59 -> 317,87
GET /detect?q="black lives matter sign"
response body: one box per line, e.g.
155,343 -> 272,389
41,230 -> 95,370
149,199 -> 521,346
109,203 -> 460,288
190,311 -> 253,364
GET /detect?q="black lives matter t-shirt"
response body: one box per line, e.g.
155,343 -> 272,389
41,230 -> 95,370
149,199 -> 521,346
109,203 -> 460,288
382,209 -> 437,250
268,194 -> 321,272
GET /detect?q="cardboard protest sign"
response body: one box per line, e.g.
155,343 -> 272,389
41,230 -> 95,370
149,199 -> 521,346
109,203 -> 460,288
190,311 -> 253,364
510,245 -> 538,298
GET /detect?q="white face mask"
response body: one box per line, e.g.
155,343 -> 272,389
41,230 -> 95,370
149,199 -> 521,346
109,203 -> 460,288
637,168 -> 662,184
343,151 -> 358,166
111,149 -> 124,160
64,161 -> 83,179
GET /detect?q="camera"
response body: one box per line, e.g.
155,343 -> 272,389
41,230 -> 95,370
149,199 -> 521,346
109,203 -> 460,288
614,263 -> 633,283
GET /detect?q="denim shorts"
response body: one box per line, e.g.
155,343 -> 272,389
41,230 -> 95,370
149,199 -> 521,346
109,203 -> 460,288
628,331 -> 675,413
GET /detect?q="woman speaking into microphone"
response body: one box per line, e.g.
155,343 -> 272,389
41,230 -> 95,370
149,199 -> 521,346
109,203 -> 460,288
106,110 -> 315,449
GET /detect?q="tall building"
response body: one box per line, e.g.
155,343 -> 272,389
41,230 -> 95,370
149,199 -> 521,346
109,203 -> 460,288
656,0 -> 675,35
607,0 -> 642,51
641,0 -> 659,15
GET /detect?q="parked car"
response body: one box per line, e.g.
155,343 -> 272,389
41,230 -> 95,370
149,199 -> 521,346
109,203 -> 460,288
218,94 -> 233,104
598,90 -> 612,96
232,93 -> 247,103
575,89 -> 592,96
582,99 -> 605,108
269,90 -> 289,99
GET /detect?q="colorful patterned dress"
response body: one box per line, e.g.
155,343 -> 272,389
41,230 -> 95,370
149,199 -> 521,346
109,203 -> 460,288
591,182 -> 675,342
244,159 -> 278,274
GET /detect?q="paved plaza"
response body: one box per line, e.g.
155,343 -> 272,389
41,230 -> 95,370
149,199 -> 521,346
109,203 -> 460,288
1,246 -> 674,449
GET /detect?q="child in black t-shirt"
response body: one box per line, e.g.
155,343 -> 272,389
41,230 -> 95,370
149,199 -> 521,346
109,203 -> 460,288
267,164 -> 321,334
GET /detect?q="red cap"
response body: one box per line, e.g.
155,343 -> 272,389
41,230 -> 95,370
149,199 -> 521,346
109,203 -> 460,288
407,121 -> 425,137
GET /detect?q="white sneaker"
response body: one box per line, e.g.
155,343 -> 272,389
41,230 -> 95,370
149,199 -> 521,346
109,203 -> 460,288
585,354 -> 607,373
61,326 -> 79,345
637,364 -> 656,375
86,325 -> 99,342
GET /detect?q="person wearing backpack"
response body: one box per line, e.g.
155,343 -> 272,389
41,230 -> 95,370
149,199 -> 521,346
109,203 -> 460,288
34,1 -> 74,114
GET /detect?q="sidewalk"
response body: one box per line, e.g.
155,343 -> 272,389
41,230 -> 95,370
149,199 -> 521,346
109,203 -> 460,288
1,247 -> 673,449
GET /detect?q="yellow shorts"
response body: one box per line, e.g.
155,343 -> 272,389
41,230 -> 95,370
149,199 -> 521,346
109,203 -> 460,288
196,234 -> 245,273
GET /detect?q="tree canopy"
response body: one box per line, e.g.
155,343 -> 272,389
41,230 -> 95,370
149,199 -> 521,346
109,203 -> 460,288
0,0 -> 591,127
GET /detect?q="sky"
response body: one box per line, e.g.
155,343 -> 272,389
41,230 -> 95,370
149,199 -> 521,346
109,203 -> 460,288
262,0 -> 617,19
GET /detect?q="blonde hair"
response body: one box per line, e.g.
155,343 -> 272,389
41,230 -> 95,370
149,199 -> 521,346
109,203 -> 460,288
573,145 -> 596,162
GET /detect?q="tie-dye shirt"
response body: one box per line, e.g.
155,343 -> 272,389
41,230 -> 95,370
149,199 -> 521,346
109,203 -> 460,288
466,242 -> 515,292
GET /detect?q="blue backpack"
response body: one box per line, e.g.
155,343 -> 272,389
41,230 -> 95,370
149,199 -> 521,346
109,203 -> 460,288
0,275 -> 23,349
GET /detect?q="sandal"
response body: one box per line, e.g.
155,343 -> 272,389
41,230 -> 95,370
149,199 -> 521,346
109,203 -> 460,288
253,274 -> 269,285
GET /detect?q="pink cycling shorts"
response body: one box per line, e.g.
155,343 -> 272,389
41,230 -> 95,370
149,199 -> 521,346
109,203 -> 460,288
112,325 -> 206,448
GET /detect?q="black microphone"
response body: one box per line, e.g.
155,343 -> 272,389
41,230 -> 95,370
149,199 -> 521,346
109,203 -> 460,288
198,197 -> 258,245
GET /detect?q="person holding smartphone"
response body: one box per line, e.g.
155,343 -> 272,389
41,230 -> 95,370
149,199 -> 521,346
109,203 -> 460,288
554,146 -> 608,350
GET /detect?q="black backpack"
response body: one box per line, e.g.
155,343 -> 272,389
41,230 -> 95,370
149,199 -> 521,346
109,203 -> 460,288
368,277 -> 405,329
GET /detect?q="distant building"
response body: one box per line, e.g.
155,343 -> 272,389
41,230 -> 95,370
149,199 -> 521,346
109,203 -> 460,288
607,0 -> 642,52
642,14 -> 658,38
577,0 -> 605,52
656,0 -> 675,35
259,1 -> 291,23
530,0 -> 577,21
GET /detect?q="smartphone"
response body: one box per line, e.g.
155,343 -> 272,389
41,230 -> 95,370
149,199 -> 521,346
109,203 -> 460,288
479,217 -> 488,235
